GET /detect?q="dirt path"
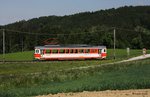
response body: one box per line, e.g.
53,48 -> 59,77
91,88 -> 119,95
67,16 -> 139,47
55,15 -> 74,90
124,54 -> 150,61
36,89 -> 150,97
69,54 -> 150,70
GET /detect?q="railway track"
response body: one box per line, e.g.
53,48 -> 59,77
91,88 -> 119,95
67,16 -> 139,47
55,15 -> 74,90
0,54 -> 150,64
0,60 -> 56,63
0,59 -> 103,63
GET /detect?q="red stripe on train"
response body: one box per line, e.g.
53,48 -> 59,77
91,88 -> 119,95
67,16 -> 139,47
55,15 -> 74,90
34,54 -> 41,58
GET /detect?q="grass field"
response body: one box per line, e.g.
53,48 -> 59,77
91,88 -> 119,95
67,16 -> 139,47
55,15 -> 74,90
0,49 -> 150,97
0,58 -> 150,97
0,51 -> 34,61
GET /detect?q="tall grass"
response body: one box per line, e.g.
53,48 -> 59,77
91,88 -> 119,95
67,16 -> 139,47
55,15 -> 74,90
0,58 -> 150,97
0,60 -> 115,75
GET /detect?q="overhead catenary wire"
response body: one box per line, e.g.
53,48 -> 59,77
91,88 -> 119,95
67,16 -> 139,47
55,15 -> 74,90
0,27 -> 146,38
1,28 -> 114,36
3,29 -> 5,63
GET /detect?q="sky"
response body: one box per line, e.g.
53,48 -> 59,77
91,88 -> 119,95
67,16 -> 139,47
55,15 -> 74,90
0,0 -> 150,25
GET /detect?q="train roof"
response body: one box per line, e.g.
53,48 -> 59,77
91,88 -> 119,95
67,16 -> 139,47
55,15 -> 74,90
35,44 -> 106,49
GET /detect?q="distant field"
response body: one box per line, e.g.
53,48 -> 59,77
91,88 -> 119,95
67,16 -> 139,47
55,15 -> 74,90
0,49 -> 149,61
0,51 -> 34,61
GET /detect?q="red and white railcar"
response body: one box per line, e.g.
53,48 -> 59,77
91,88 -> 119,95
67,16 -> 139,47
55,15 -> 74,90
34,45 -> 107,60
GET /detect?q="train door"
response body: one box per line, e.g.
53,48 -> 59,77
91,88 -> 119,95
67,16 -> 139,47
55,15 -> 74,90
40,49 -> 44,57
98,49 -> 102,58
98,49 -> 102,54
101,48 -> 107,59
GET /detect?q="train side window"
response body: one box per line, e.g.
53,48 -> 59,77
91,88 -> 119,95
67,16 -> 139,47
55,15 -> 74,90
85,49 -> 90,53
70,49 -> 73,53
60,49 -> 65,53
95,49 -> 98,53
56,50 -> 58,53
90,49 -> 93,53
52,49 -> 58,53
46,49 -> 51,54
74,49 -> 78,53
79,49 -> 84,53
91,49 -> 97,53
66,49 -> 69,53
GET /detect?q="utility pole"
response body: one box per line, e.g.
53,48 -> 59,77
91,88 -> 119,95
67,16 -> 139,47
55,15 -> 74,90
114,28 -> 116,59
3,29 -> 5,62
21,37 -> 24,52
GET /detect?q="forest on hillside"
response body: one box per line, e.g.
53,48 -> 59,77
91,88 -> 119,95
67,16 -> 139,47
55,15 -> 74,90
0,6 -> 150,53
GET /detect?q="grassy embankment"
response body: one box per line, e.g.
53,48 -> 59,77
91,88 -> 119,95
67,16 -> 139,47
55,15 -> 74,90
0,49 -> 150,97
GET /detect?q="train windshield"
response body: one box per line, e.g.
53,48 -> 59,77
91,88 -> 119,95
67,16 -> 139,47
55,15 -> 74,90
103,48 -> 107,53
35,49 -> 40,54
99,48 -> 107,54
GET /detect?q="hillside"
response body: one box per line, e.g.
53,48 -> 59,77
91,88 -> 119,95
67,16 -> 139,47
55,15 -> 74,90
1,6 -> 150,53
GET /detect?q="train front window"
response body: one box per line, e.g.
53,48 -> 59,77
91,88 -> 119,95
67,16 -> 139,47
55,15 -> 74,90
35,49 -> 40,54
104,49 -> 106,52
103,49 -> 106,53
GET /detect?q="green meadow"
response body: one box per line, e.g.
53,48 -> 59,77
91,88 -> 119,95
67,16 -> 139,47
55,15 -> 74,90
0,49 -> 150,97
